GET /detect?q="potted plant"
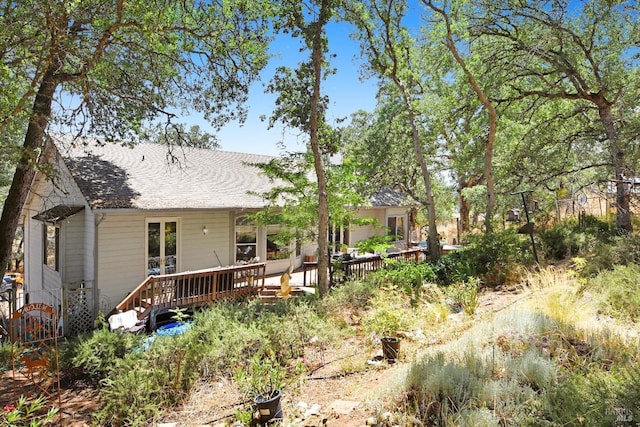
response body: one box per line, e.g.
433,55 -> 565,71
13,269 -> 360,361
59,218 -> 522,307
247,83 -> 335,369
355,235 -> 394,255
364,289 -> 408,362
235,355 -> 287,425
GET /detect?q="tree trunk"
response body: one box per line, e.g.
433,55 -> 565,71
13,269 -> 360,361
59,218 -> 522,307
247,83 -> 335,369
597,103 -> 631,233
457,175 -> 482,234
484,119 -> 497,234
405,105 -> 440,261
0,69 -> 58,279
310,2 -> 330,297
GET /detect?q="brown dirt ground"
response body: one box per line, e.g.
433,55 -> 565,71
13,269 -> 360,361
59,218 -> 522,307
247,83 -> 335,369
0,286 -> 528,427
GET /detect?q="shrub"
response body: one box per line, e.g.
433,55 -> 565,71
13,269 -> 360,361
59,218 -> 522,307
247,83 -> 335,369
405,352 -> 482,424
580,234 -> 640,277
364,287 -> 414,337
433,230 -> 531,287
368,260 -> 436,305
323,279 -> 379,312
540,368 -> 640,426
234,355 -> 289,399
538,221 -> 580,259
94,353 -> 170,426
69,323 -> 143,385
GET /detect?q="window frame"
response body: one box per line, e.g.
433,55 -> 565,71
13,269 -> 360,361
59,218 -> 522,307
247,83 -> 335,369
386,215 -> 406,242
235,216 -> 258,262
43,222 -> 60,271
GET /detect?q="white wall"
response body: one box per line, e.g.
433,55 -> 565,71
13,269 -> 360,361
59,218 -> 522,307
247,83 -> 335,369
63,212 -> 85,284
23,153 -> 89,295
350,208 -> 386,245
95,209 -> 234,308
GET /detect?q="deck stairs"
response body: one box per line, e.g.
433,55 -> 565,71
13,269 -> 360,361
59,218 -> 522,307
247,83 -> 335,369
112,263 -> 267,330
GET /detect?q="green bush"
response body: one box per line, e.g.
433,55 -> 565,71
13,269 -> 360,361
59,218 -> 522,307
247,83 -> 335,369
94,352 -> 171,426
368,260 -> 436,305
538,216 -> 617,262
69,324 -> 143,385
540,366 -> 640,426
538,222 -> 580,259
363,286 -> 416,338
580,234 -> 640,277
433,230 -> 531,287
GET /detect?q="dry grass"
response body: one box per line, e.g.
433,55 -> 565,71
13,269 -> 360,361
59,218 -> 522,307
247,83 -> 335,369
388,264 -> 640,425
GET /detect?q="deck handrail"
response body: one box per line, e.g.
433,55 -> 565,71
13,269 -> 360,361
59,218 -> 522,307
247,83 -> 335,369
303,247 -> 425,286
114,263 -> 266,322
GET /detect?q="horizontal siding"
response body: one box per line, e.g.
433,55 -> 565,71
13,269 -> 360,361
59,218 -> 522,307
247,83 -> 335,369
97,210 -> 233,307
97,213 -> 146,307
180,211 -> 230,270
351,208 -> 386,245
24,154 -> 88,295
63,212 -> 85,285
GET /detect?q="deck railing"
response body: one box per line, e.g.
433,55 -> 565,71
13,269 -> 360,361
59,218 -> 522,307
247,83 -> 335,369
114,263 -> 266,325
303,247 -> 425,287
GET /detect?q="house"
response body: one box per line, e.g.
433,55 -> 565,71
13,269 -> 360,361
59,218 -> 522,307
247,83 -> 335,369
20,137 -> 414,332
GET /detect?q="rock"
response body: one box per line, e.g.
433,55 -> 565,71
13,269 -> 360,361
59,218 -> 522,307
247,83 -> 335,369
293,401 -> 309,417
329,400 -> 360,415
366,416 -> 378,425
304,403 -> 322,418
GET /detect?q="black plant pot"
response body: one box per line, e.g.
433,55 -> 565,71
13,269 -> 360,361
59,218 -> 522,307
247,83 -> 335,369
254,389 -> 283,425
381,337 -> 401,361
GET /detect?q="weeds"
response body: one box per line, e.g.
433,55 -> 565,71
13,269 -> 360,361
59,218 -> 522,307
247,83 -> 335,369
0,396 -> 59,427
444,278 -> 479,315
582,264 -> 640,321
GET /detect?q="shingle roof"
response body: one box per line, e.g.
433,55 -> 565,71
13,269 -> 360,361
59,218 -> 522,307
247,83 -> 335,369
56,138 -> 278,210
370,187 -> 413,207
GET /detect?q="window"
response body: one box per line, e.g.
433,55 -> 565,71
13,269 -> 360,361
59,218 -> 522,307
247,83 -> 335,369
43,223 -> 60,271
235,216 -> 257,262
146,219 -> 178,276
329,224 -> 349,253
266,224 -> 289,260
387,215 -> 405,241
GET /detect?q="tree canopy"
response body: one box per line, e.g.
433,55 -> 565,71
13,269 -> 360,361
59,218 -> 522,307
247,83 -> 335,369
0,0 -> 272,275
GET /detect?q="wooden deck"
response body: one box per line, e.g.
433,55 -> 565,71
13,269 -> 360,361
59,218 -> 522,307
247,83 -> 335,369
114,263 -> 266,329
112,248 -> 427,329
302,247 -> 425,287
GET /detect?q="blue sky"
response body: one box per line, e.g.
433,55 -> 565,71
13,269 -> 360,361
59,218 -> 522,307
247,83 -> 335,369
198,21 -> 380,156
